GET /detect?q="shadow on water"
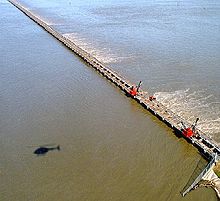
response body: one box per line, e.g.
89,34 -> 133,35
33,145 -> 60,156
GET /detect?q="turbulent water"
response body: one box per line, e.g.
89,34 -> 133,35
154,89 -> 220,141
19,0 -> 220,141
63,33 -> 121,64
1,0 -> 220,200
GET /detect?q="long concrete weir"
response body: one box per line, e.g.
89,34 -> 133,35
8,0 -> 220,197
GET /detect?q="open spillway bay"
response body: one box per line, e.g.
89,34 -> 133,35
17,0 -> 220,141
0,0 -> 218,200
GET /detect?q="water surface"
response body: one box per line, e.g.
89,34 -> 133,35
0,0 -> 219,200
18,0 -> 220,140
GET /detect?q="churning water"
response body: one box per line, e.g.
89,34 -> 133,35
20,0 -> 220,141
1,0 -> 220,200
155,89 -> 220,141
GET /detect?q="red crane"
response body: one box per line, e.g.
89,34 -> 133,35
129,81 -> 142,97
181,118 -> 199,138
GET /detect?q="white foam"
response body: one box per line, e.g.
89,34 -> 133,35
63,32 -> 127,64
154,89 -> 220,138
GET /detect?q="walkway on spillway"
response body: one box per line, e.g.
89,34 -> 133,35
8,5 -> 220,199
8,0 -> 220,161
8,0 -> 220,197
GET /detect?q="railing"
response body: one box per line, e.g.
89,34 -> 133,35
8,0 -> 220,163
182,154 -> 217,197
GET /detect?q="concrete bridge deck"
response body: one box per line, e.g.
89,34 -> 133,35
8,0 -> 220,198
8,0 -> 220,161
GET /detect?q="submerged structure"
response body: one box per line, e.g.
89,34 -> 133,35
8,0 -> 220,198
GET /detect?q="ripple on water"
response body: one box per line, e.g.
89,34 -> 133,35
154,89 -> 220,142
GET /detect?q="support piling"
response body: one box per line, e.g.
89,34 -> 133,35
8,0 -> 220,198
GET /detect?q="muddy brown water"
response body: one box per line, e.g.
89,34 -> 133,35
0,0 -> 219,200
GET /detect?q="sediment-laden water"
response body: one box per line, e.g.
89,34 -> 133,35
1,0 -> 219,200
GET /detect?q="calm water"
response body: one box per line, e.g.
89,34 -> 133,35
18,0 -> 220,140
0,0 -> 219,200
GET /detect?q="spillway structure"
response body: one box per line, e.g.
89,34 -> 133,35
8,0 -> 220,198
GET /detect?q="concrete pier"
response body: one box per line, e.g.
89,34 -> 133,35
202,169 -> 220,199
8,0 -> 220,198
